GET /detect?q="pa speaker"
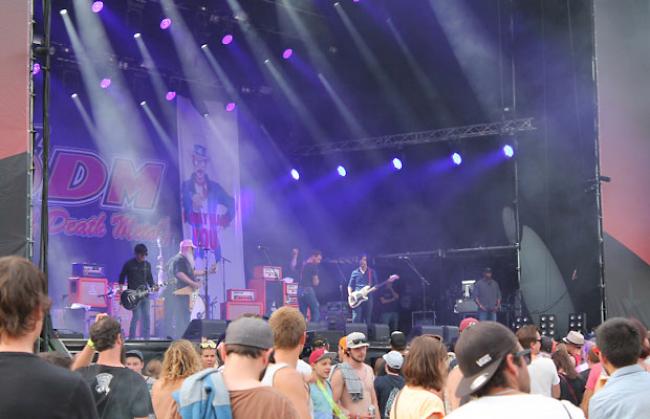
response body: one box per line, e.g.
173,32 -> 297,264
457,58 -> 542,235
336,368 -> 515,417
369,323 -> 390,343
182,319 -> 228,341
345,322 -> 368,337
444,325 -> 459,345
409,325 -> 444,341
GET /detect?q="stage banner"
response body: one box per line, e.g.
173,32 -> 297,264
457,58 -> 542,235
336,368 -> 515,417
177,96 -> 245,319
0,0 -> 31,257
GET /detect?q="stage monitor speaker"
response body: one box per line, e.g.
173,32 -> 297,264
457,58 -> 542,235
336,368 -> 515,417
182,319 -> 227,341
344,322 -> 368,337
308,322 -> 327,332
444,325 -> 459,346
369,323 -> 390,343
409,325 -> 444,341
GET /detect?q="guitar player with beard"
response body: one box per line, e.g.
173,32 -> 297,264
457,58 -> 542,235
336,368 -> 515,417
163,239 -> 203,339
119,243 -> 154,339
347,255 -> 377,325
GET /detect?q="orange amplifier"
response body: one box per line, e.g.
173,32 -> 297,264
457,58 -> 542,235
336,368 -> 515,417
253,265 -> 282,281
68,277 -> 108,308
227,289 -> 256,302
221,302 -> 264,321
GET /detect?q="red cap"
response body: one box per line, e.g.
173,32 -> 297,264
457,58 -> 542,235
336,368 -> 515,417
309,348 -> 336,365
459,317 -> 479,333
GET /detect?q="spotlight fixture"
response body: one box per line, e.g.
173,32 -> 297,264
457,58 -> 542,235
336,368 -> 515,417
290,169 -> 300,181
140,101 -> 147,106
503,144 -> 514,158
392,158 -> 403,170
282,48 -> 293,60
221,34 -> 233,45
337,165 -> 347,177
568,313 -> 586,333
133,33 -> 141,39
201,44 -> 208,49
100,78 -> 111,89
165,91 -> 176,101
70,93 -> 78,99
32,63 -> 41,75
511,315 -> 531,332
59,9 -> 68,15
225,102 -> 236,112
451,152 -> 462,166
91,1 -> 104,13
160,18 -> 172,30
539,314 -> 556,337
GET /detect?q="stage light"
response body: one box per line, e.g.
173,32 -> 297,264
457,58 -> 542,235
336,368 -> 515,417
71,93 -> 78,99
290,169 -> 300,180
140,101 -> 147,106
282,48 -> 293,60
165,91 -> 176,101
100,78 -> 111,89
160,18 -> 172,30
539,314 -> 556,337
91,1 -> 104,13
503,144 -> 514,158
225,102 -> 236,112
133,33 -> 141,39
32,63 -> 41,75
59,9 -> 68,15
392,158 -> 403,170
568,313 -> 586,333
201,44 -> 208,50
337,165 -> 347,177
221,34 -> 233,45
451,152 -> 462,166
511,315 -> 531,332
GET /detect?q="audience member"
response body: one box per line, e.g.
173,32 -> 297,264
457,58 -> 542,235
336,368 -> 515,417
539,335 -> 554,357
38,350 -> 73,369
628,317 -> 650,371
447,321 -> 584,419
552,344 -> 585,406
126,349 -> 157,392
580,345 -> 604,414
373,351 -> 405,419
176,316 -> 299,418
264,306 -> 312,419
389,335 -> 446,419
588,318 -> 650,419
562,331 -> 585,367
331,332 -> 380,418
199,339 -> 219,369
446,317 -> 479,411
330,336 -> 348,380
73,316 -> 154,418
309,347 -> 345,418
0,256 -> 98,419
516,325 -> 560,398
374,331 -> 407,376
145,358 -> 163,379
151,339 -> 201,419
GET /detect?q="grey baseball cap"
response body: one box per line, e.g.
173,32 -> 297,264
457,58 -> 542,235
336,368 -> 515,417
383,351 -> 404,370
224,317 -> 274,350
125,349 -> 144,361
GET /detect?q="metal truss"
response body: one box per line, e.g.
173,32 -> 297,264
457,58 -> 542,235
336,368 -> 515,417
293,117 -> 536,156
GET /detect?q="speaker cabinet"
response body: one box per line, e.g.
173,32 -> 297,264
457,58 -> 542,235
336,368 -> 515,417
221,301 -> 264,321
345,322 -> 368,337
369,323 -> 390,343
182,319 -> 228,341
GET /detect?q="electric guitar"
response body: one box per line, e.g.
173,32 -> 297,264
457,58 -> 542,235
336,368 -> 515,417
173,263 -> 217,318
120,280 -> 172,311
348,274 -> 399,309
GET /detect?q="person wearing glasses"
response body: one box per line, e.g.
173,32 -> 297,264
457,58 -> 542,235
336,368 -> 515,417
516,325 -> 560,399
331,332 -> 381,419
199,339 -> 219,369
446,322 -> 584,419
119,243 -> 155,339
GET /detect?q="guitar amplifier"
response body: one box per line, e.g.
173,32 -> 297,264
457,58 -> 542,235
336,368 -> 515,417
249,279 -> 297,315
68,277 -> 108,308
71,263 -> 106,278
227,289 -> 256,302
221,302 -> 264,321
253,265 -> 282,281
454,299 -> 478,314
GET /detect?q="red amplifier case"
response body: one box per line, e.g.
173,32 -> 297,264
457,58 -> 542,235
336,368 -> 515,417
68,277 -> 108,308
253,265 -> 282,281
227,289 -> 256,302
221,302 -> 264,321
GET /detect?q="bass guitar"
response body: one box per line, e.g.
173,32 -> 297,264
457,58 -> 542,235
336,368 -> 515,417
348,274 -> 399,309
120,280 -> 171,311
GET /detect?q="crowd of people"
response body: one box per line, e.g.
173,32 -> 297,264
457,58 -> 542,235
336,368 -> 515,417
2,255 -> 650,418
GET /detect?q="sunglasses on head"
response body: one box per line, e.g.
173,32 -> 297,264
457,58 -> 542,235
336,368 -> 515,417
350,338 -> 368,345
200,340 -> 217,349
513,348 -> 532,365
422,334 -> 443,341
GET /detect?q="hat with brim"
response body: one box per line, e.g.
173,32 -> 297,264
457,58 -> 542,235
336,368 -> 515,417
309,348 -> 337,365
346,332 -> 369,349
455,321 -> 518,399
562,330 -> 585,346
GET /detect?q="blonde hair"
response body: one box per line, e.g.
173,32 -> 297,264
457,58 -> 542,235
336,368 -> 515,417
269,306 -> 306,349
160,339 -> 202,384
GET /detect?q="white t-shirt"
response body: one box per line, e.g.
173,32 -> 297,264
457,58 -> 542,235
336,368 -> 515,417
297,359 -> 313,377
528,357 -> 560,397
446,394 -> 585,419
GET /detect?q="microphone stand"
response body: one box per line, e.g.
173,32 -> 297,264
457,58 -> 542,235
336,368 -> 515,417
201,248 -> 211,319
221,254 -> 231,314
401,256 -> 431,312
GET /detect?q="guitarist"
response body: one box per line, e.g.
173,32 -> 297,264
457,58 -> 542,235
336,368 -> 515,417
164,239 -> 202,338
347,255 -> 377,325
118,243 -> 154,339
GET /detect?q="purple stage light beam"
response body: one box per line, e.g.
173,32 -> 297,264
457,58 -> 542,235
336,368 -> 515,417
165,91 -> 177,101
100,78 -> 111,89
503,144 -> 514,158
225,102 -> 236,112
451,152 -> 462,166
32,63 -> 41,75
160,18 -> 172,30
221,34 -> 233,45
91,1 -> 104,13
282,48 -> 293,60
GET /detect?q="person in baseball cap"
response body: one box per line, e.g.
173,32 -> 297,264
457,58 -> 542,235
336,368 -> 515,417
459,317 -> 479,333
374,351 -> 405,417
346,332 -> 369,349
447,321 -> 584,418
309,348 -> 345,418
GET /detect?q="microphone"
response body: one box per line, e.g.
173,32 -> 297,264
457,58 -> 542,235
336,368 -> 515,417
257,244 -> 268,250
